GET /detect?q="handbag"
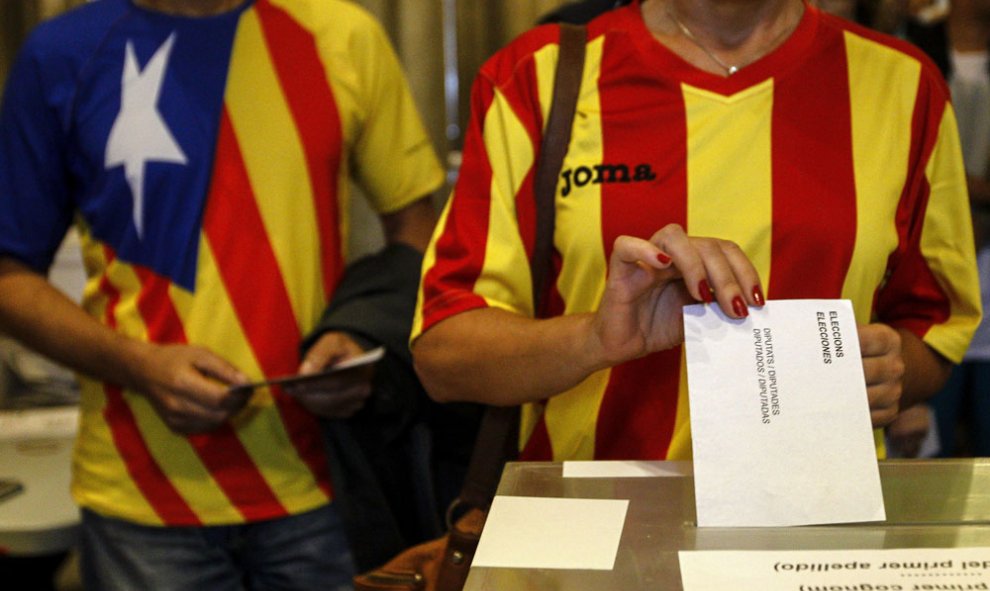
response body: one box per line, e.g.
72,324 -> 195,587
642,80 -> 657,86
352,22 -> 587,591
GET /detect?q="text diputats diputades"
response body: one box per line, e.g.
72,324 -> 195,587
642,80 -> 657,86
753,327 -> 780,424
752,309 -> 848,424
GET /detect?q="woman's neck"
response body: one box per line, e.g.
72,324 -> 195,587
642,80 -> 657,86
642,0 -> 805,76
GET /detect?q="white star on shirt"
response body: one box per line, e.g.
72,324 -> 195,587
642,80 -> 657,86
104,33 -> 187,239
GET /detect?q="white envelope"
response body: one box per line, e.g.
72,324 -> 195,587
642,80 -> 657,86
683,299 -> 885,527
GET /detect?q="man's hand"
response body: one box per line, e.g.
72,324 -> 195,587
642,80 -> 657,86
286,332 -> 373,419
135,343 -> 251,435
886,403 -> 932,458
859,323 -> 905,427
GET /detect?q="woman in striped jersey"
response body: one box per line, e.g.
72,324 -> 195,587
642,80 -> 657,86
411,0 -> 981,462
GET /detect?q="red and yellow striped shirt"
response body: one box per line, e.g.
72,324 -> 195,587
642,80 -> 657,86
0,0 -> 442,526
414,2 -> 980,461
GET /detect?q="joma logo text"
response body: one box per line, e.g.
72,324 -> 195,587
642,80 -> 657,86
560,163 -> 657,197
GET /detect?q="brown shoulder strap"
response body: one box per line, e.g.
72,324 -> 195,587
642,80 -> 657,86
531,23 -> 586,316
456,24 -> 587,515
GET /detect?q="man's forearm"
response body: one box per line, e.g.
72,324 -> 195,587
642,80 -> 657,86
0,257 -> 148,390
381,196 -> 437,252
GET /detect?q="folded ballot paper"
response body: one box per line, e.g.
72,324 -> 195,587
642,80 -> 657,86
683,299 -> 885,527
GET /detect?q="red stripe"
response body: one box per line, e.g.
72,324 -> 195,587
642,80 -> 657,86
97,248 -> 201,525
875,74 -> 951,333
596,36 -> 687,459
204,110 -> 332,497
519,413 -> 553,460
602,352 -> 682,460
768,28 -> 857,299
255,0 -> 344,298
506,54 -> 543,266
132,266 -> 287,521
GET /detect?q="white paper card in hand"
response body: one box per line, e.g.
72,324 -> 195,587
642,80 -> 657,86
683,299 -> 884,527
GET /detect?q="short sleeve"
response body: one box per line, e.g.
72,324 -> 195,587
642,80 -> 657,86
0,39 -> 74,273
875,96 -> 982,363
347,15 -> 444,213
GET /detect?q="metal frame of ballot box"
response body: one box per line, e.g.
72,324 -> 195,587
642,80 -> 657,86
463,460 -> 990,591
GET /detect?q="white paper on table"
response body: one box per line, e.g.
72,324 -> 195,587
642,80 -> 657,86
683,299 -> 884,527
679,548 -> 990,590
471,496 -> 628,570
563,460 -> 692,478
0,407 -> 80,441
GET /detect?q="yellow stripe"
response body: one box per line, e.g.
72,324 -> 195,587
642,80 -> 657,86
679,81 -> 774,459
666,353 -> 694,460
77,221 -> 109,319
919,106 -> 982,362
518,402 -> 543,453
226,9 -> 325,328
177,238 -> 330,513
545,372 -> 611,460
874,428 -> 887,459
683,80 -> 774,281
842,32 -> 917,323
553,37 -> 607,317
476,88 -> 537,313
541,38 -> 609,460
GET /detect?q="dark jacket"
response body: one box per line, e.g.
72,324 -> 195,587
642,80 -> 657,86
302,243 -> 481,571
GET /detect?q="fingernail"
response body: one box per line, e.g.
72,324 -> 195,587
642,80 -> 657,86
299,361 -> 316,375
752,285 -> 765,307
732,296 -> 749,318
656,252 -> 672,265
699,279 -> 714,303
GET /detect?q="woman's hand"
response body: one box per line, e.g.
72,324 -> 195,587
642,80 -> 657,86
858,323 -> 905,427
592,223 -> 765,367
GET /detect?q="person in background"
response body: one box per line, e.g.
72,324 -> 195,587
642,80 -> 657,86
927,0 -> 990,457
0,0 -> 442,589
537,0 -> 632,24
411,0 -> 980,463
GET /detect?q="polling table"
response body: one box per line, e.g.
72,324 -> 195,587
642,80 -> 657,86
0,407 -> 80,556
463,459 -> 990,590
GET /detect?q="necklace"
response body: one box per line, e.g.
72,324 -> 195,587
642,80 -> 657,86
665,3 -> 801,77
666,8 -> 740,75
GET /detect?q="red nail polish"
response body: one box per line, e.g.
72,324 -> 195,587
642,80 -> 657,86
752,286 -> 765,307
732,296 -> 749,318
699,279 -> 714,303
657,252 -> 672,264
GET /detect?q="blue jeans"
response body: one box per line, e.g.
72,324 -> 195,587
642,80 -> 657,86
80,504 -> 355,591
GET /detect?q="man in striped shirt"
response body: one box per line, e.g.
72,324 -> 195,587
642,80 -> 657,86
0,0 -> 442,588
413,0 -> 981,463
